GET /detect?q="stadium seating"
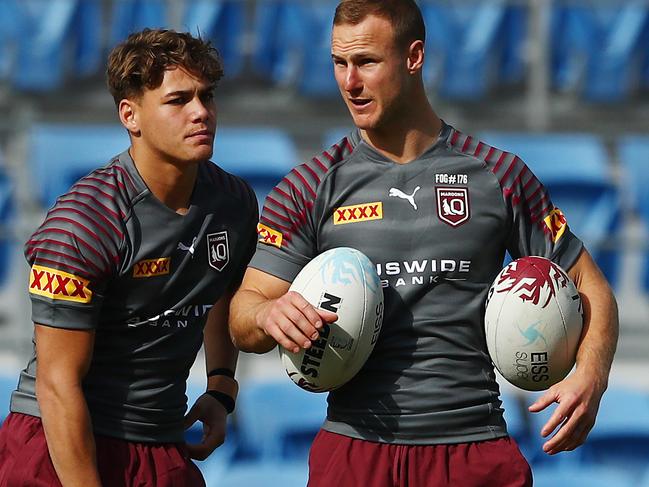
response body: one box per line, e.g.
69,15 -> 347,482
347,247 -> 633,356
108,0 -> 168,48
618,136 -> 649,292
0,0 -> 20,82
234,379 -> 327,462
0,157 -> 14,287
212,127 -> 298,208
12,0 -> 103,91
478,132 -> 621,286
532,464 -> 635,487
500,389 -> 533,458
26,123 -> 130,209
211,462 -> 308,487
0,374 -> 18,422
420,1 -> 517,100
25,124 -> 296,211
252,1 -> 339,97
551,2 -> 649,102
323,127 -> 353,149
181,1 -> 246,80
528,386 -> 649,481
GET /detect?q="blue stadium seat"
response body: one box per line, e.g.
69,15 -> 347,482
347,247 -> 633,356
181,1 -> 246,79
500,4 -> 528,86
108,0 -> 168,48
0,157 -> 14,287
533,464 -> 635,487
213,128 -> 298,208
0,374 -> 18,422
185,379 -> 239,476
252,1 -> 339,97
500,389 -> 533,458
323,127 -> 353,149
26,123 -> 130,209
235,380 -> 327,462
551,2 -> 649,102
213,462 -> 308,487
11,0 -> 103,91
529,386 -> 649,479
638,467 -> 649,487
478,133 -> 621,286
618,136 -> 649,292
420,1 -> 510,100
0,0 -> 21,81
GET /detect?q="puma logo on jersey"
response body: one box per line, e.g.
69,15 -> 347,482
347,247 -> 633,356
177,237 -> 197,257
389,186 -> 420,210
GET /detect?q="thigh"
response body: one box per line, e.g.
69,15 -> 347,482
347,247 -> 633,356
96,436 -> 205,487
0,413 -> 62,487
405,437 -> 532,487
308,429 -> 398,487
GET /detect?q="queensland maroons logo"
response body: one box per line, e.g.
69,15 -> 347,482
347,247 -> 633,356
493,257 -> 568,308
207,231 -> 229,271
436,187 -> 470,227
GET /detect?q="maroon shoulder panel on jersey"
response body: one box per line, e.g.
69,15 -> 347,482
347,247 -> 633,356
260,137 -> 355,244
447,128 -> 553,231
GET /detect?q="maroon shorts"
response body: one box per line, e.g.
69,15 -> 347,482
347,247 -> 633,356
308,430 -> 532,487
0,413 -> 205,487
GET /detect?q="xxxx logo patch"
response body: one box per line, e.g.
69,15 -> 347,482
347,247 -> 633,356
257,223 -> 283,248
544,208 -> 568,243
133,258 -> 171,278
29,265 -> 92,303
333,202 -> 383,225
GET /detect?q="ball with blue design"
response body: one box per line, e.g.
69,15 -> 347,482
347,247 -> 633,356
280,247 -> 384,392
484,256 -> 583,391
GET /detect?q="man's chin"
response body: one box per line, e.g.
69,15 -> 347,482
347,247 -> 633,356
188,147 -> 214,163
348,114 -> 377,132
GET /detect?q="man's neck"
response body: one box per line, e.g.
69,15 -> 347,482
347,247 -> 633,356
361,102 -> 442,165
129,146 -> 200,214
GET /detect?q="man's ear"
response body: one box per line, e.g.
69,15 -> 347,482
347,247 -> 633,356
406,39 -> 425,74
118,99 -> 140,135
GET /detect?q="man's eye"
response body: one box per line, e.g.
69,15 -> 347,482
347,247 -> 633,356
167,98 -> 184,105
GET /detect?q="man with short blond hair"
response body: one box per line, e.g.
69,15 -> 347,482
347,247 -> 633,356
229,1 -> 618,486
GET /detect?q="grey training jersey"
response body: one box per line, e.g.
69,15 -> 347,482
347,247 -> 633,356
251,122 -> 583,444
12,151 -> 258,443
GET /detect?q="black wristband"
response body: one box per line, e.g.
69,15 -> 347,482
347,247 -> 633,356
207,368 -> 235,379
205,390 -> 235,414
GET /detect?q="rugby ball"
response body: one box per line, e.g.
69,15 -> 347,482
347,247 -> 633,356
485,256 -> 583,391
280,247 -> 384,392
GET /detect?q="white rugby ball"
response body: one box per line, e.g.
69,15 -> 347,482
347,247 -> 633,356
280,247 -> 384,393
485,256 -> 583,391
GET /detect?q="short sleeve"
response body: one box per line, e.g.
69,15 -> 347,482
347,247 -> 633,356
25,189 -> 123,329
249,137 -> 356,281
503,157 -> 584,271
250,163 -> 320,282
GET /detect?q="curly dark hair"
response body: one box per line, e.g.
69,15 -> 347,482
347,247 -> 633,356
106,28 -> 223,106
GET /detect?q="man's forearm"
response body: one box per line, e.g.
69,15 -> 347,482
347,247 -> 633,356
570,251 -> 619,388
38,383 -> 102,487
229,288 -> 278,353
574,278 -> 618,388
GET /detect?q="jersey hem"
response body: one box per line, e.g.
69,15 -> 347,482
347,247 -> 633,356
322,419 -> 508,445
